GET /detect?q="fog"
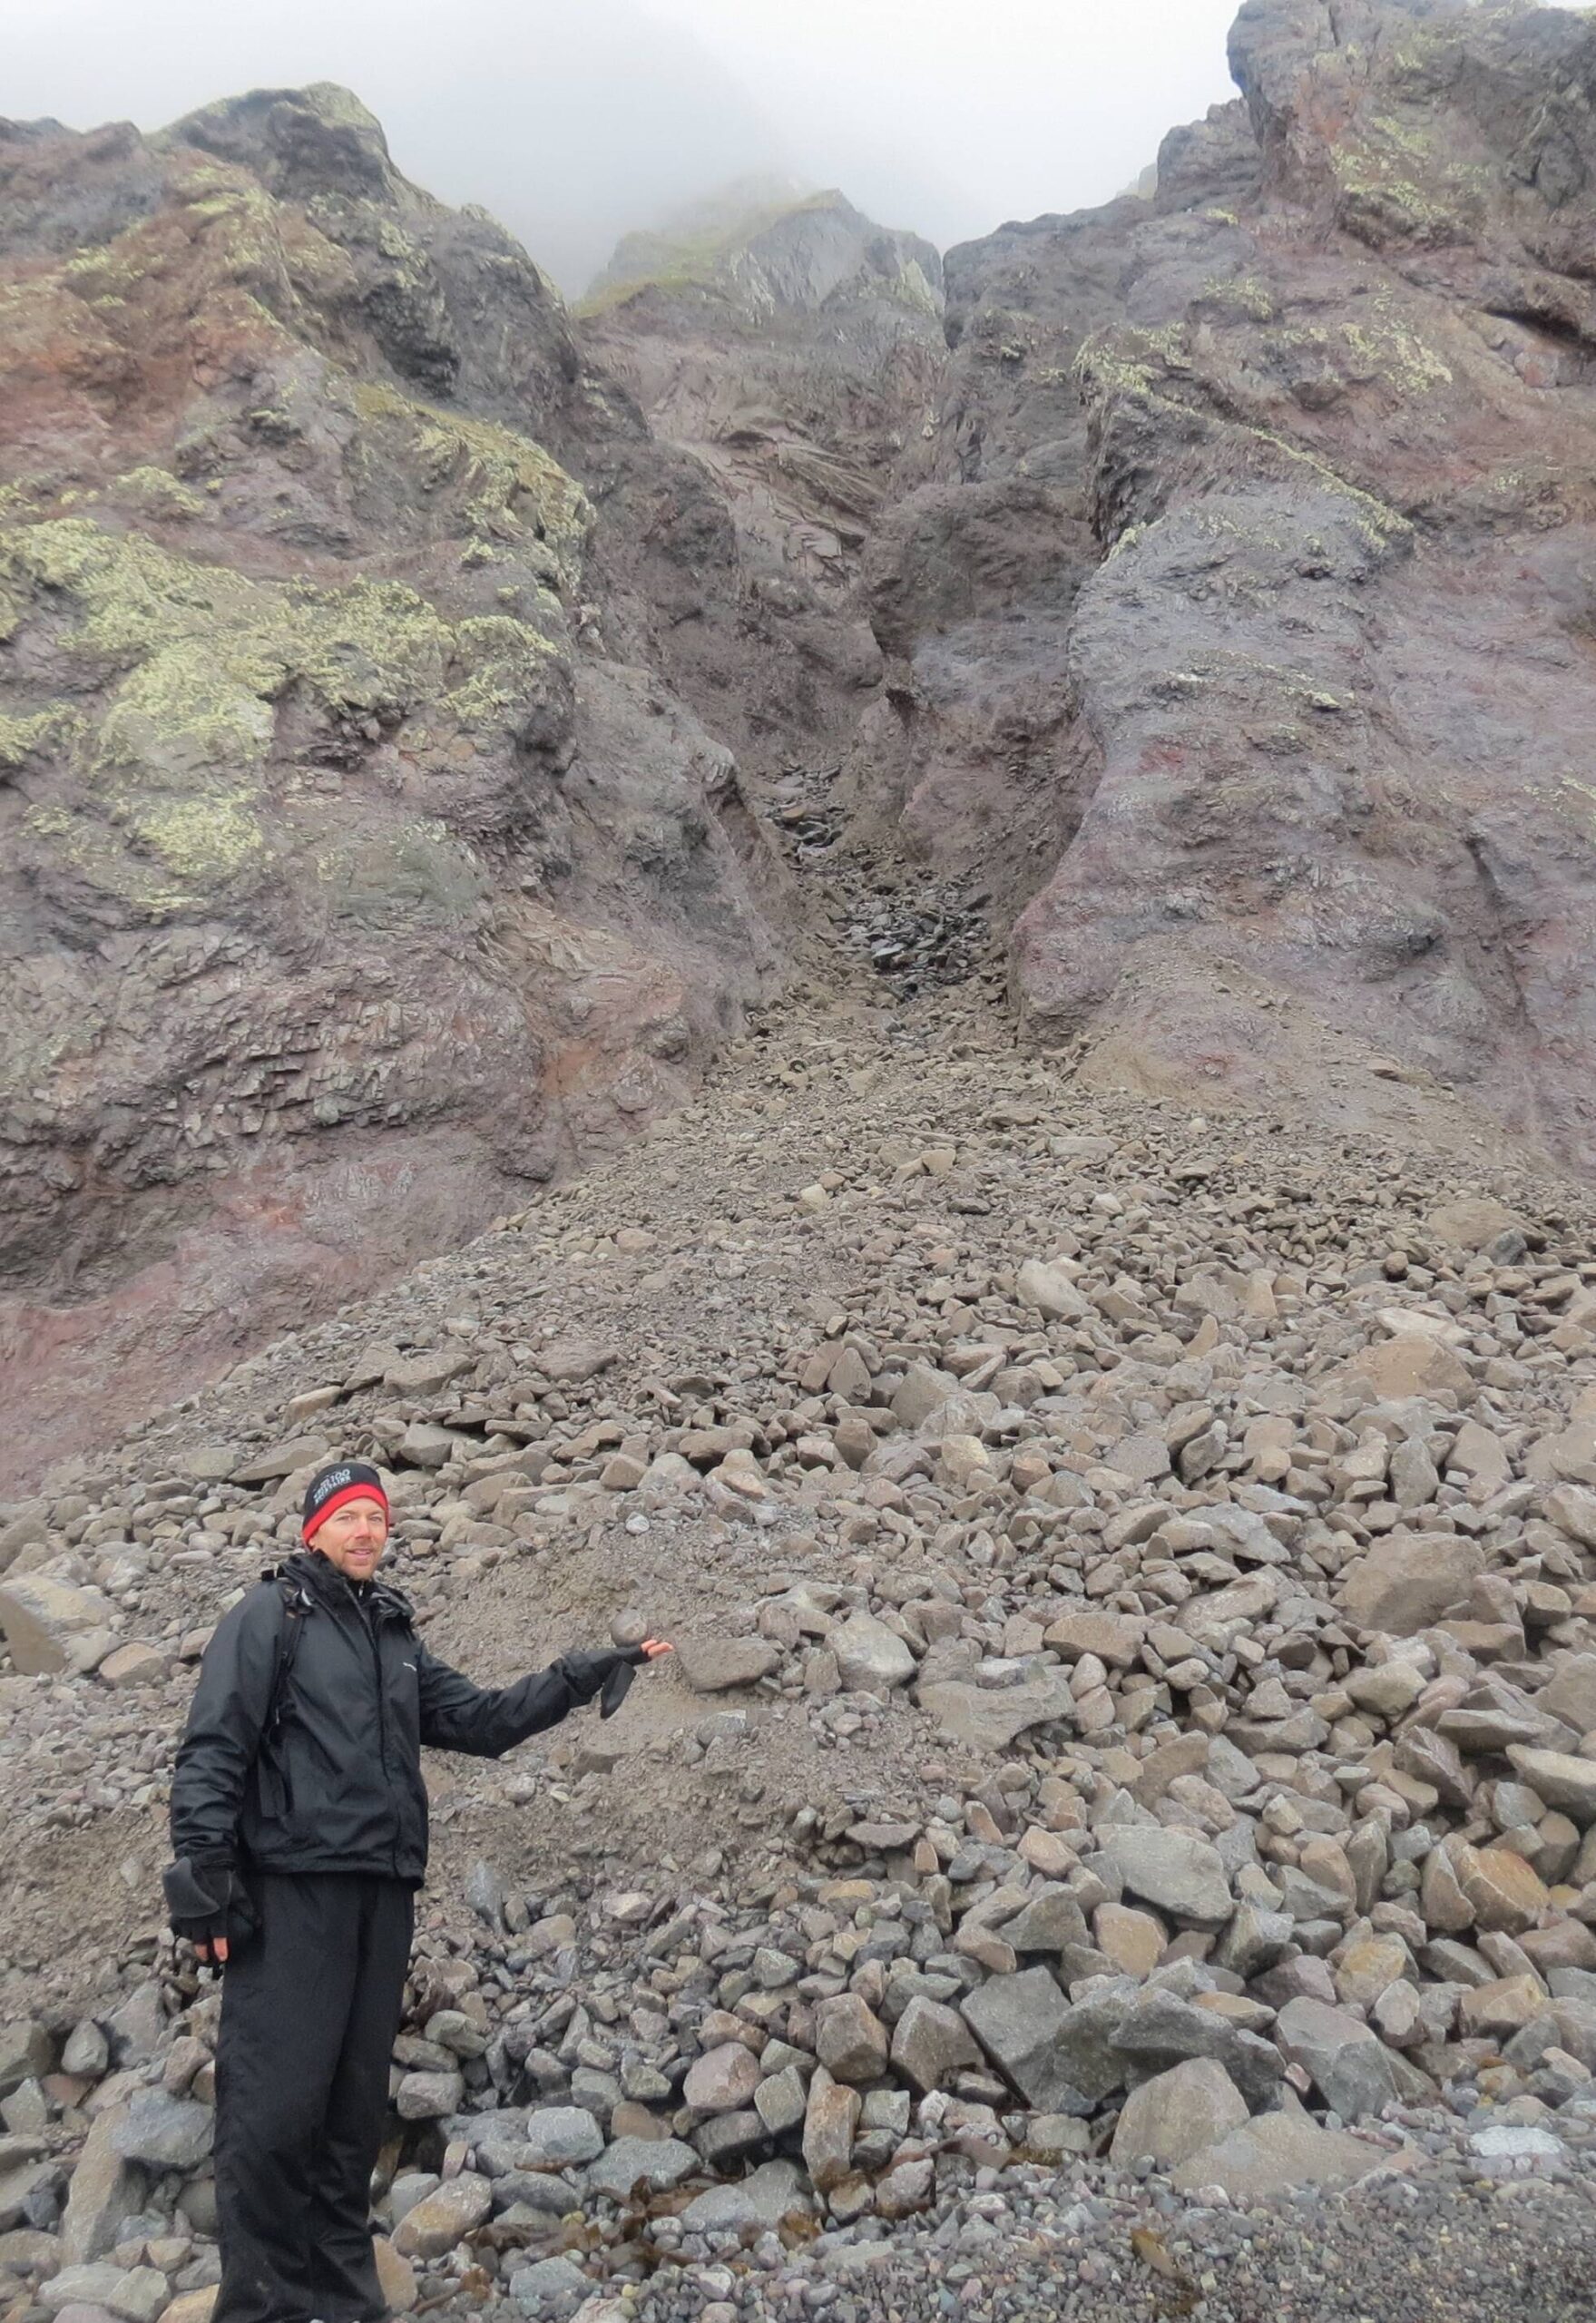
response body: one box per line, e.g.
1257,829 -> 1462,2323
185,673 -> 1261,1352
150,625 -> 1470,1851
6,0 -> 1246,290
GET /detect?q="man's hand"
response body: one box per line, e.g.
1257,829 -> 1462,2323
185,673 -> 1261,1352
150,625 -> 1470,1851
162,1857 -> 237,1969
601,1636 -> 672,1716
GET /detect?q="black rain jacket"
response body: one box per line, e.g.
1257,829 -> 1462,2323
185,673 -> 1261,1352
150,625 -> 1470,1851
170,1549 -> 602,1885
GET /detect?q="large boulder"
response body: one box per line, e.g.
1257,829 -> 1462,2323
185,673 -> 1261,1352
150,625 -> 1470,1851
0,1578 -> 114,1674
960,1969 -> 1079,2109
1170,2104 -> 1393,2198
1110,2059 -> 1248,2169
1274,1997 -> 1400,2122
1337,1534 -> 1485,1638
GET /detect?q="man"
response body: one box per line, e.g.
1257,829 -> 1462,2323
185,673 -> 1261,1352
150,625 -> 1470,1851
162,1458 -> 671,2323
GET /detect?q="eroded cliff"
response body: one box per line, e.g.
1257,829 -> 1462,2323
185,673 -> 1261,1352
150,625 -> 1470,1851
860,0 -> 1596,1167
0,88 -> 783,1482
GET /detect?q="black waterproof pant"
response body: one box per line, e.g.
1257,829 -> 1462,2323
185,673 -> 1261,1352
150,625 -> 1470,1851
212,1872 -> 415,2323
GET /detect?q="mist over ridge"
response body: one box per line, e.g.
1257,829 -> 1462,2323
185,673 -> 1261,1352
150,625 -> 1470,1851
5,0 -> 1244,289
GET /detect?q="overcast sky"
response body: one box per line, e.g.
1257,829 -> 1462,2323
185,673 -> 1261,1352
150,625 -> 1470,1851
7,0 -> 1246,289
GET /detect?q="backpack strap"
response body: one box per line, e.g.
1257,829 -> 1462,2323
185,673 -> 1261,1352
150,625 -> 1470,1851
266,1573 -> 315,1740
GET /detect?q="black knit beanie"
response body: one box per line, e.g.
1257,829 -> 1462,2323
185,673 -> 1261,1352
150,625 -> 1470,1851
301,1460 -> 389,1544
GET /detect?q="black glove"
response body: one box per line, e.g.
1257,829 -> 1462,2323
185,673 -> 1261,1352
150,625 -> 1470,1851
162,1857 -> 238,1948
553,1644 -> 650,1719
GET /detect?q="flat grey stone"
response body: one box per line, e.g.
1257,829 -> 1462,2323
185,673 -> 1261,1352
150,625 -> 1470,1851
1274,1996 -> 1400,2122
917,1674 -> 1075,1752
109,2091 -> 212,2172
506,2255 -> 592,2316
1111,2059 -> 1248,2169
516,2108 -> 604,2170
679,2159 -> 810,2233
583,2137 -> 699,2201
1093,1829 -> 1233,1927
1171,2106 -> 1392,2198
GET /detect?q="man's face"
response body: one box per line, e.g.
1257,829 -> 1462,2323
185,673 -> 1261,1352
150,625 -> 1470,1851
312,1496 -> 389,1582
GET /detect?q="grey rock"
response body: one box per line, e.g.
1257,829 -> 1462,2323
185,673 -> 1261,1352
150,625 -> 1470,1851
1110,2058 -> 1249,2168
801,2068 -> 859,2191
960,1967 -> 1085,2110
889,1997 -> 982,2094
1539,1654 -> 1596,1737
1111,1988 -> 1285,2109
391,2173 -> 494,2259
583,2138 -> 700,2201
917,1674 -> 1074,1752
60,2024 -> 108,2080
1094,1828 -> 1233,1926
1274,1996 -> 1401,2121
996,1884 -> 1090,1955
814,1994 -> 889,2084
754,2065 -> 808,2136
41,2269 -> 167,2323
683,2043 -> 761,2114
0,2160 -> 56,2233
1507,1745 -> 1596,1826
1213,1900 -> 1293,1979
0,1579 -> 113,1675
515,2109 -> 604,2170
60,2109 -> 144,2264
38,2268 -> 128,2315
692,2110 -> 767,2167
464,1860 -> 505,1927
679,2159 -> 809,2234
1337,1534 -> 1484,1638
506,2255 -> 592,2318
830,1612 -> 915,1692
675,1636 -> 779,1692
395,2070 -> 464,2121
103,1985 -> 163,2067
110,2092 -> 212,2171
1171,2104 -> 1390,2197
230,1436 -> 329,1485
0,2024 -> 52,2101
387,2171 -> 440,2223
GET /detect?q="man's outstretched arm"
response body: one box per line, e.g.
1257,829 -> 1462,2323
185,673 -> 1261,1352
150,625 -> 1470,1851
417,1638 -> 671,1757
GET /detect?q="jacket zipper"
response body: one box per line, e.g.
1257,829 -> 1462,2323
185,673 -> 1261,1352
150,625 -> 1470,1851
366,1594 -> 402,1880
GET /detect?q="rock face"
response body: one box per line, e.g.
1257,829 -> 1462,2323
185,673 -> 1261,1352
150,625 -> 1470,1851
580,183 -> 945,693
0,87 -> 779,1487
18,7 -> 1596,1494
855,0 -> 1596,1171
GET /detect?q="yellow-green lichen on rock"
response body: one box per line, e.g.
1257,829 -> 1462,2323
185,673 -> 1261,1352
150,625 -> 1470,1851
890,260 -> 942,319
1,516 -> 571,919
109,466 -> 209,519
345,381 -> 592,595
0,707 -> 81,770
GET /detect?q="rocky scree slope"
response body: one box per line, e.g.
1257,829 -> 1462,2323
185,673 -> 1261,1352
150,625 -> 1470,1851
856,0 -> 1596,1173
3,921 -> 1596,2314
0,86 -> 784,1488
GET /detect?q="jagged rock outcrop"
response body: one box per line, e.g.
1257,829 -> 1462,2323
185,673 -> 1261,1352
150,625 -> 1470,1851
0,87 -> 781,1486
856,0 -> 1596,1170
580,186 -> 945,763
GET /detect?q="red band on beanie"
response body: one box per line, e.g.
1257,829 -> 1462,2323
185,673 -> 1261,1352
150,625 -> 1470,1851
303,1481 -> 389,1544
